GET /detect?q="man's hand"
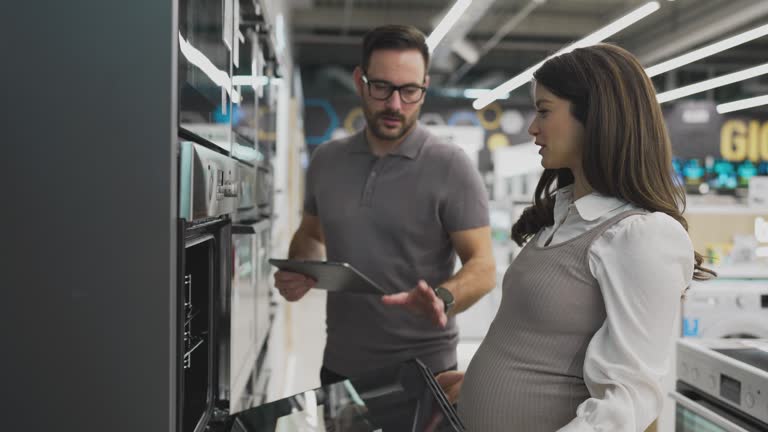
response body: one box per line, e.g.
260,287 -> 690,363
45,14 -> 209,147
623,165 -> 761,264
274,271 -> 316,302
435,370 -> 464,404
381,280 -> 447,328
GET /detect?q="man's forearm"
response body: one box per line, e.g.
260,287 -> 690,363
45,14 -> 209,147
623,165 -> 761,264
288,230 -> 326,260
439,256 -> 496,314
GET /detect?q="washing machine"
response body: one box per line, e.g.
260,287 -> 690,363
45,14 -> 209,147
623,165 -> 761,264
682,278 -> 768,339
657,277 -> 768,432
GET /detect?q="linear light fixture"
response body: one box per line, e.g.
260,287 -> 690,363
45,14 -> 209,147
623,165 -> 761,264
178,31 -> 241,103
716,94 -> 768,114
463,88 -> 510,99
656,62 -> 768,103
426,0 -> 473,52
473,1 -> 660,110
646,23 -> 768,77
232,75 -> 270,87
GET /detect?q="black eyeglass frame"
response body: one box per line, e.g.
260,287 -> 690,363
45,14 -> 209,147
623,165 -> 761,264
361,73 -> 427,104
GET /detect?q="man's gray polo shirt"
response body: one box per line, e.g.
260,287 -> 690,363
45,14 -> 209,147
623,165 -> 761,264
304,123 -> 489,377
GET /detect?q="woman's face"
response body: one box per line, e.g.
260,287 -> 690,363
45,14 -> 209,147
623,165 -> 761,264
528,83 -> 585,171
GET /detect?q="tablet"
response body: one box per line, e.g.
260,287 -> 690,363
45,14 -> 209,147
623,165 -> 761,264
269,259 -> 387,295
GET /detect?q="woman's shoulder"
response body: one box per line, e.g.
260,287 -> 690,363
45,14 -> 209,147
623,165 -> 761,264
602,210 -> 693,251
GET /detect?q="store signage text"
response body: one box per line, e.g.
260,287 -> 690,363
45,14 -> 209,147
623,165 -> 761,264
720,120 -> 768,162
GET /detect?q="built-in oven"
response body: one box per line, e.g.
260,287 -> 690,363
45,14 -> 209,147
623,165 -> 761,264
178,130 -> 238,432
226,155 -> 273,413
673,339 -> 768,432
226,3 -> 275,410
176,0 -> 277,427
178,0 -> 236,155
230,217 -> 272,410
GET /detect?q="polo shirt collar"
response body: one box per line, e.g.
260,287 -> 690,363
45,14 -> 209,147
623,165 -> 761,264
348,122 -> 427,159
348,130 -> 370,154
391,123 -> 427,159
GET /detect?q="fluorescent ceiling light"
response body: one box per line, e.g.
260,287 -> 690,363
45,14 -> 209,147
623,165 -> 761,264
178,32 -> 241,103
656,62 -> 768,103
473,1 -> 660,110
716,94 -> 768,114
232,75 -> 270,87
463,88 -> 509,99
646,23 -> 768,77
426,0 -> 473,52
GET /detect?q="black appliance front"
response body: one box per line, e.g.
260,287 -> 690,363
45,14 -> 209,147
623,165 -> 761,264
176,131 -> 239,432
178,219 -> 233,432
675,381 -> 768,432
210,359 -> 466,432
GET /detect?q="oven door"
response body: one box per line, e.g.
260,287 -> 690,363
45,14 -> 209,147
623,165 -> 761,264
177,214 -> 233,432
178,0 -> 236,154
672,384 -> 768,432
255,162 -> 273,218
229,219 -> 272,412
208,360 -> 465,432
178,230 -> 218,432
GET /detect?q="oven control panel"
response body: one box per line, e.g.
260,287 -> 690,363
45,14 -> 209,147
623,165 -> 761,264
677,338 -> 768,424
180,141 -> 240,220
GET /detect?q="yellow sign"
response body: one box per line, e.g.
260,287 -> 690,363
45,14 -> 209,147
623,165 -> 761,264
720,120 -> 768,161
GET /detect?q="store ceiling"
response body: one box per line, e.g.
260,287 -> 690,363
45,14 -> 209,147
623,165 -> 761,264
290,0 -> 768,101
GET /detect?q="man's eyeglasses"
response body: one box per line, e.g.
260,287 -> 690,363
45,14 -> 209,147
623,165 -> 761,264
362,74 -> 426,104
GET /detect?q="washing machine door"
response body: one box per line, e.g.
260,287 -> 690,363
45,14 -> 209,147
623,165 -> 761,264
707,317 -> 768,339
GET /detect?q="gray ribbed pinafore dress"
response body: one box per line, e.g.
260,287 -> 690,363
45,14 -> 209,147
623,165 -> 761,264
458,210 -> 645,431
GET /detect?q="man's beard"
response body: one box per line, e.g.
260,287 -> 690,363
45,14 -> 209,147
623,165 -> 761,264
364,107 -> 418,142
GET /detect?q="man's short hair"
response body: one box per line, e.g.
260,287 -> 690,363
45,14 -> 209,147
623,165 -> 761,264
361,25 -> 430,72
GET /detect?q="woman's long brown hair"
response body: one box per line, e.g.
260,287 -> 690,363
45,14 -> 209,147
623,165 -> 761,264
511,43 -> 714,281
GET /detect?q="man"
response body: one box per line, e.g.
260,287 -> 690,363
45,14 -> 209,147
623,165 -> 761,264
275,25 -> 495,385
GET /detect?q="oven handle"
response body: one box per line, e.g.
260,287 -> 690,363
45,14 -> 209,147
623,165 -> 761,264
232,224 -> 256,235
185,234 -> 215,248
232,220 -> 270,235
669,391 -> 751,432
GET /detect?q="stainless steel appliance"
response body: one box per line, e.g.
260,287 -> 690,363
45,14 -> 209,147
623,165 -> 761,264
227,156 -> 273,413
255,159 -> 274,219
177,0 -> 278,422
673,339 -> 768,431
178,0 -> 234,155
178,131 -> 238,432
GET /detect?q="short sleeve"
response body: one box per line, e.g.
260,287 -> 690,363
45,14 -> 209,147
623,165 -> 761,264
439,148 -> 489,232
303,145 -> 324,216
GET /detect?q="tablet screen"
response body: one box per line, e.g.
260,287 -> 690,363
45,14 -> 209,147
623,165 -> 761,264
269,259 -> 387,295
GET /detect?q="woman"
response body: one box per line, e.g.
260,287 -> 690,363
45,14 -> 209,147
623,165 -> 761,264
439,44 -> 714,431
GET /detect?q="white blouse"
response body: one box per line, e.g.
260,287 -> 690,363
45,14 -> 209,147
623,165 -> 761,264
539,186 -> 694,432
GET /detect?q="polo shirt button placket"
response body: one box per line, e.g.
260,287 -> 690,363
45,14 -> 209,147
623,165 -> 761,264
362,169 -> 377,207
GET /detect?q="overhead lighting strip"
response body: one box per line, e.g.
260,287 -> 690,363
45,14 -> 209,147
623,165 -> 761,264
645,23 -> 768,77
716,94 -> 768,114
472,1 -> 660,110
426,0 -> 473,52
232,75 -> 271,87
656,62 -> 768,103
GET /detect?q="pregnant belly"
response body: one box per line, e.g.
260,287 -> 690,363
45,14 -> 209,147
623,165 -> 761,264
458,345 -> 589,432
